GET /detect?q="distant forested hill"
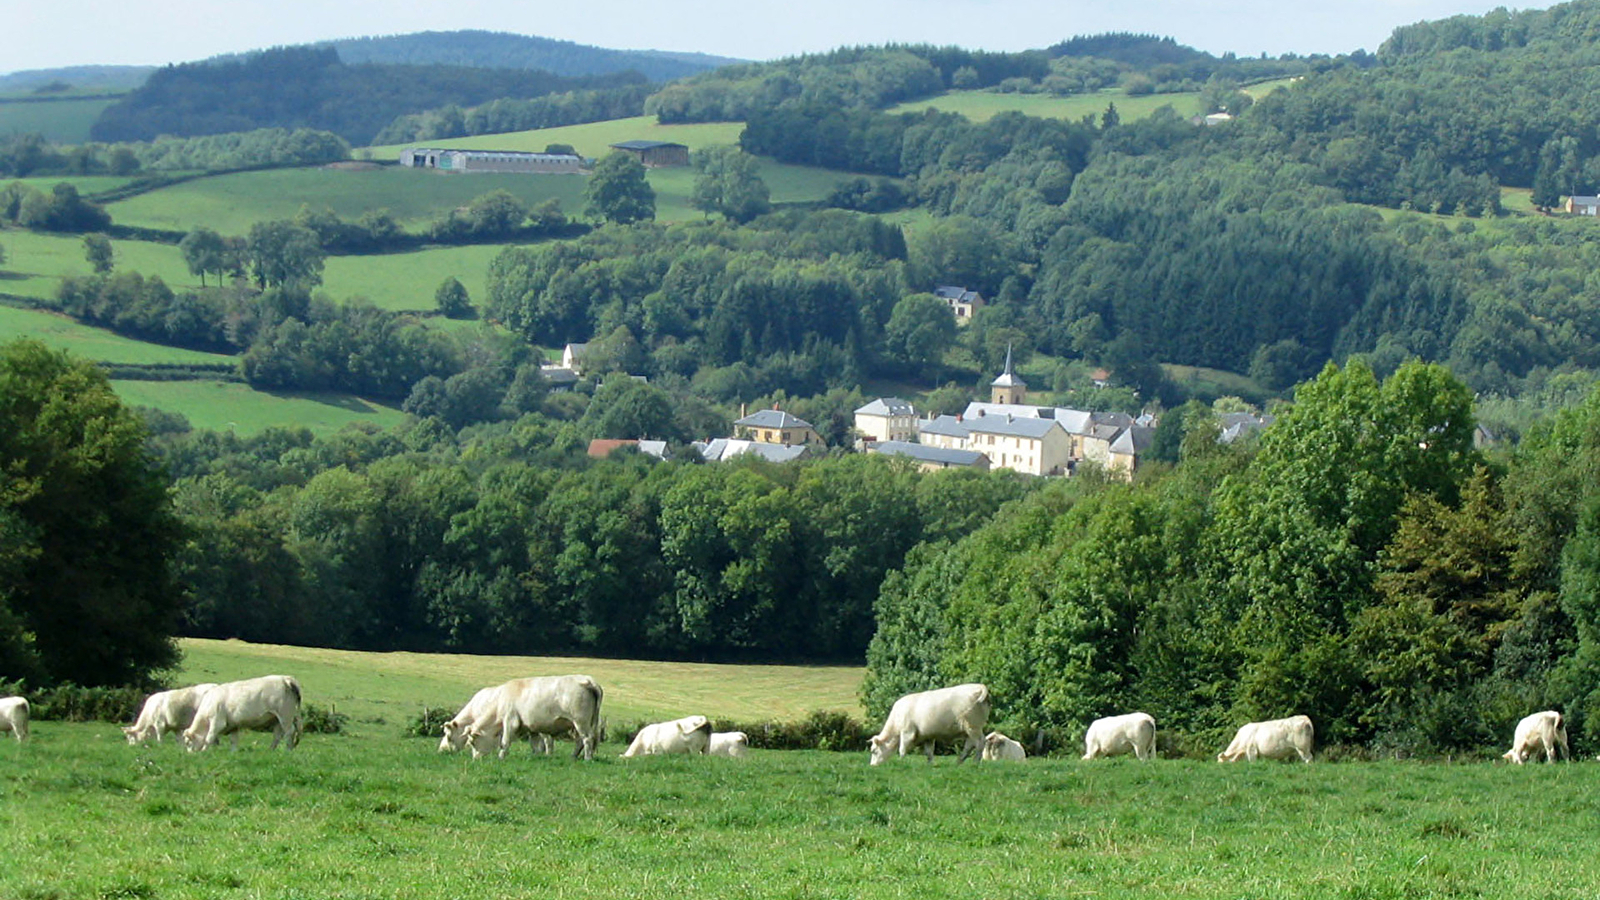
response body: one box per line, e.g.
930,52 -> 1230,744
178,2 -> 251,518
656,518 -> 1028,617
89,46 -> 648,146
325,30 -> 740,82
0,66 -> 154,95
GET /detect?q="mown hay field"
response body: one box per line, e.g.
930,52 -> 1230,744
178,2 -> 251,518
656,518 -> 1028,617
889,87 -> 1205,122
3,641 -> 1597,899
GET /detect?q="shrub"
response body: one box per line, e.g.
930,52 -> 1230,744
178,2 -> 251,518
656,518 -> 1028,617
406,706 -> 451,738
300,702 -> 348,735
0,682 -> 146,722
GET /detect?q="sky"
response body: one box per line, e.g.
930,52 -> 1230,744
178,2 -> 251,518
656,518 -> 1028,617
3,0 -> 1553,74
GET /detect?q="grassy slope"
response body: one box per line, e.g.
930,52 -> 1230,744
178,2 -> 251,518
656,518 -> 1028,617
0,305 -> 232,365
889,87 -> 1205,122
3,725 -> 1597,900
363,115 -> 745,160
176,637 -> 864,730
112,381 -> 405,435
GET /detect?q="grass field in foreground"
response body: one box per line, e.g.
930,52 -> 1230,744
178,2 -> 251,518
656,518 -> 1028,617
176,637 -> 865,734
2,725 -> 1596,900
111,381 -> 405,436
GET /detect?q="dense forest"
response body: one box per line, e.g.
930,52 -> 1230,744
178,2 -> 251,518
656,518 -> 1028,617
324,30 -> 737,83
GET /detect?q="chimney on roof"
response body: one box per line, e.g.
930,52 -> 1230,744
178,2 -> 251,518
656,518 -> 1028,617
740,402 -> 747,418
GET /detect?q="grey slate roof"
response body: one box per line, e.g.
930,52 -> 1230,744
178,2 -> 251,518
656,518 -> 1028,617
872,441 -> 988,467
736,409 -> 815,430
856,397 -> 915,416
1110,425 -> 1156,455
918,415 -> 970,439
966,415 -> 1064,440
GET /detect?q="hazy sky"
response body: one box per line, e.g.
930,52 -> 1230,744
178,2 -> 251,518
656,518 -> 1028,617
5,0 -> 1550,74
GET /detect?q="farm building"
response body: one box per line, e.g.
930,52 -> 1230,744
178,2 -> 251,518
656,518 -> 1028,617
400,148 -> 583,174
608,140 -> 690,167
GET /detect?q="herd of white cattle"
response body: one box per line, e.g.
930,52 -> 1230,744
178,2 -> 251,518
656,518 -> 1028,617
0,678 -> 1576,766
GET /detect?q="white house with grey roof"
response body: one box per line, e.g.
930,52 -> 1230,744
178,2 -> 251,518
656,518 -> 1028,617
965,413 -> 1072,476
734,408 -> 822,447
854,397 -> 917,444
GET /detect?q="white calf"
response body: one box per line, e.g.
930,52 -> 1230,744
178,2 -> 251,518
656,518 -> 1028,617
708,731 -> 750,758
981,731 -> 1026,761
124,684 -> 218,745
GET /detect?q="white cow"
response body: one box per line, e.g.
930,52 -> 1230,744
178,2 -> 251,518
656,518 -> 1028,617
124,684 -> 218,745
1503,710 -> 1569,764
622,715 -> 712,757
868,683 -> 991,765
981,731 -> 1027,761
708,731 -> 750,758
464,675 -> 603,761
1083,712 -> 1157,761
182,675 -> 303,752
1217,715 -> 1314,763
0,696 -> 28,743
441,686 -> 556,754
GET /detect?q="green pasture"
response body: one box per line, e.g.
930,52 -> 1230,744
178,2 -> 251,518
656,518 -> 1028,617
323,244 -> 508,311
889,87 -> 1204,123
107,165 -> 590,234
111,381 -> 405,436
362,115 -> 745,160
4,721 -> 1597,900
1243,76 -> 1302,100
106,155 -> 848,234
0,96 -> 118,143
0,229 -> 194,300
176,637 -> 864,731
0,305 -> 232,365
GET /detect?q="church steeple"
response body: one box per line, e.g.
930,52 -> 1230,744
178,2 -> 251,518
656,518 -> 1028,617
990,343 -> 1027,405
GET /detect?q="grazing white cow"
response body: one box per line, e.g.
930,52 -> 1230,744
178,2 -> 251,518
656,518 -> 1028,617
622,715 -> 713,757
182,675 -> 303,752
1217,715 -> 1314,763
868,683 -> 991,765
1083,712 -> 1157,761
0,696 -> 28,743
1503,711 -> 1569,764
124,684 -> 218,745
981,731 -> 1027,761
464,675 -> 603,761
708,731 -> 750,758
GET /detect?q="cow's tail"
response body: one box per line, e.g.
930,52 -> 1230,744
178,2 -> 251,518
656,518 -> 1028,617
284,676 -> 303,705
581,677 -> 604,760
285,676 -> 304,748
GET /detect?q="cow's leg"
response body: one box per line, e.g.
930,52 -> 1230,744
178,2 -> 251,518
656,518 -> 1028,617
229,731 -> 241,752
